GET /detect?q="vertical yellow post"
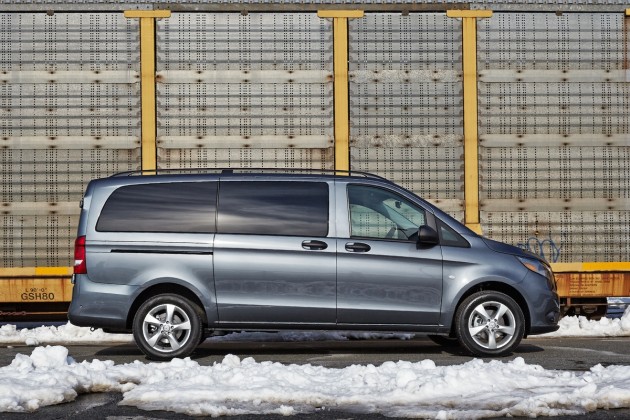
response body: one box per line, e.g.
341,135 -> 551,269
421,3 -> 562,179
124,10 -> 171,172
447,10 -> 492,235
318,10 -> 364,172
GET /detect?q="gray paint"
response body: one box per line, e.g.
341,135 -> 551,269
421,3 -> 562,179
69,172 -> 559,349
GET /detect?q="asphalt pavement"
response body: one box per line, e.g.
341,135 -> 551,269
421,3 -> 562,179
0,335 -> 628,419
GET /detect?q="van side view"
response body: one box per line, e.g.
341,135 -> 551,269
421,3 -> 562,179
68,169 -> 560,360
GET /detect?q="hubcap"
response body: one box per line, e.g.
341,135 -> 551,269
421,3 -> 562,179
142,303 -> 192,353
467,301 -> 516,350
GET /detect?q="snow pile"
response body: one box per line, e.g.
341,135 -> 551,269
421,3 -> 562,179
543,306 -> 630,338
1,346 -> 630,418
0,323 -> 132,346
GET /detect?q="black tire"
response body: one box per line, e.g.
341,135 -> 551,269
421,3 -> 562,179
427,334 -> 460,348
133,294 -> 203,361
455,291 -> 525,357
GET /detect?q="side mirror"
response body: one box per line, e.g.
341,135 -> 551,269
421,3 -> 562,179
417,225 -> 439,247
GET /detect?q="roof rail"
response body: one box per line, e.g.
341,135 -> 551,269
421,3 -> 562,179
111,167 -> 389,181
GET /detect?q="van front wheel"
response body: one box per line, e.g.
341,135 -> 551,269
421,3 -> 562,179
455,291 -> 525,357
133,294 -> 202,360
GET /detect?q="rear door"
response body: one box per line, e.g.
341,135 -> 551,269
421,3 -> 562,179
336,182 -> 443,325
213,179 -> 336,325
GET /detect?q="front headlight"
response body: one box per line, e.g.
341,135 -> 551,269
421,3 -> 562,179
517,256 -> 556,290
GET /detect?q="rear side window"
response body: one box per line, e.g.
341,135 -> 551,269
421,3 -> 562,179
218,181 -> 329,236
96,182 -> 217,233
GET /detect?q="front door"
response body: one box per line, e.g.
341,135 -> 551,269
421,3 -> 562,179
336,183 -> 443,325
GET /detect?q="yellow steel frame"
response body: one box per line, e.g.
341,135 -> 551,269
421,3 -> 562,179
124,10 -> 171,172
318,10 -> 364,172
447,10 -> 492,235
552,262 -> 630,273
0,267 -> 73,277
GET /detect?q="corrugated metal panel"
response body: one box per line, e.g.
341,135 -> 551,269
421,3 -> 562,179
0,13 -> 141,268
155,13 -> 334,170
0,0 -> 628,10
482,211 -> 630,263
349,13 -> 464,218
478,13 -> 630,263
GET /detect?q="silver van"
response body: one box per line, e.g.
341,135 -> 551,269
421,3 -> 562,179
68,169 -> 559,360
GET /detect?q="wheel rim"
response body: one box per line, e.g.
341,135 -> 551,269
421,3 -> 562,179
141,303 -> 192,353
467,301 -> 517,350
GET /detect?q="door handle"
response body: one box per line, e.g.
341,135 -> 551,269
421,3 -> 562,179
345,242 -> 371,252
302,240 -> 328,250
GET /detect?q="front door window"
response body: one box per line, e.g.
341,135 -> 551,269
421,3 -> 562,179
348,184 -> 426,241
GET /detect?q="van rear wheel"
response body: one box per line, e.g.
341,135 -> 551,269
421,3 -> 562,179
133,294 -> 202,360
455,291 -> 525,357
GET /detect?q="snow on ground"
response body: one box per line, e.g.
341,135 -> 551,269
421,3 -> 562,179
0,308 -> 628,417
0,323 -> 413,346
0,322 -> 132,346
542,305 -> 630,338
0,306 -> 628,346
0,345 -> 629,418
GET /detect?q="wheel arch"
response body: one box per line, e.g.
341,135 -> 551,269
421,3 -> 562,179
126,283 -> 209,330
449,281 -> 531,337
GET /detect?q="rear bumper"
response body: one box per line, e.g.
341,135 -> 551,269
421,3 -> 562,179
67,274 -> 134,331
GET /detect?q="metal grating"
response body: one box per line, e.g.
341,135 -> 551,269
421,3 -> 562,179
482,211 -> 630,264
1,0 -> 629,12
348,13 -> 464,218
0,13 -> 141,268
478,13 -> 630,263
155,13 -> 334,170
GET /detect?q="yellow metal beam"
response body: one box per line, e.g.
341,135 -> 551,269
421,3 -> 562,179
0,267 -> 73,277
123,10 -> 171,18
446,10 -> 493,19
448,10 -> 492,235
318,10 -> 364,172
124,10 -> 171,172
317,10 -> 364,19
552,262 -> 630,273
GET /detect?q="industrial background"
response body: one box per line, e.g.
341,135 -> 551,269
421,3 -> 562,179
0,0 -> 628,318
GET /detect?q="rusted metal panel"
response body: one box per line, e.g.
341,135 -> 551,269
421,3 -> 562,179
556,272 -> 630,298
0,278 -> 73,303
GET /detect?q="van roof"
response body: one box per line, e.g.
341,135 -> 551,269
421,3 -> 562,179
111,167 -> 389,182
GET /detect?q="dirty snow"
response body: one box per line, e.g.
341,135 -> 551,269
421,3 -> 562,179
0,308 -> 627,417
0,346 -> 629,418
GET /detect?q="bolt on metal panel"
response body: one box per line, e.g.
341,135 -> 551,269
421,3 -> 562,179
348,13 -> 463,212
155,12 -> 334,170
478,12 -> 630,263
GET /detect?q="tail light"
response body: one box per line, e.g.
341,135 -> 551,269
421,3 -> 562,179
74,236 -> 87,274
